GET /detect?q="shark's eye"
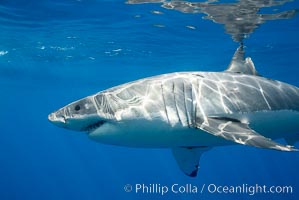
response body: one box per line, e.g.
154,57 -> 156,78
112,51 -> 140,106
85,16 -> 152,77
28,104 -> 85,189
74,105 -> 81,111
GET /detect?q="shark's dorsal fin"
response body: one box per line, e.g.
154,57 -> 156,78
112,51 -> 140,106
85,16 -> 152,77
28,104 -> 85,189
226,44 -> 260,76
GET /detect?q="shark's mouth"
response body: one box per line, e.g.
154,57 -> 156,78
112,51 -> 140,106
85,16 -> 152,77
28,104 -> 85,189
83,120 -> 106,133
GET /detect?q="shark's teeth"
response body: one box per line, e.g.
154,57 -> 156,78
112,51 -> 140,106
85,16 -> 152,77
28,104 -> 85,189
83,121 -> 106,132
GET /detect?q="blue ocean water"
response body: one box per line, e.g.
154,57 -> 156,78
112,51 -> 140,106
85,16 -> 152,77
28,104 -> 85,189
0,0 -> 299,199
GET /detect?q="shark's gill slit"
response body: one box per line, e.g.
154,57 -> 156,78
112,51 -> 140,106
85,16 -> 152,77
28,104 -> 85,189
161,83 -> 170,124
173,82 -> 182,126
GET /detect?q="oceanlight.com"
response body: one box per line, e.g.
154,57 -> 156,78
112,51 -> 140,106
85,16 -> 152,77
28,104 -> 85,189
123,183 -> 293,196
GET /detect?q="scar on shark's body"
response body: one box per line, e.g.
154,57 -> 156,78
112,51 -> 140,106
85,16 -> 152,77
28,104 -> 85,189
49,45 -> 299,177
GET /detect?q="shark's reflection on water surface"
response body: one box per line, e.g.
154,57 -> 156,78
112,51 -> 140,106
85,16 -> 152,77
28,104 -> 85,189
127,0 -> 297,42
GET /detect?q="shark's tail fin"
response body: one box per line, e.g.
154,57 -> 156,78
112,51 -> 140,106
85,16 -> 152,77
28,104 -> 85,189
225,43 -> 260,76
285,135 -> 299,146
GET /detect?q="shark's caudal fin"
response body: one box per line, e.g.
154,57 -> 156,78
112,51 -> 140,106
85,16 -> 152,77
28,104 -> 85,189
172,147 -> 210,177
197,117 -> 298,152
226,44 -> 260,76
285,135 -> 299,146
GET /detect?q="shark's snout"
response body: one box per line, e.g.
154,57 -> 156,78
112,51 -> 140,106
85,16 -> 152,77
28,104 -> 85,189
48,104 -> 107,132
48,111 -> 66,127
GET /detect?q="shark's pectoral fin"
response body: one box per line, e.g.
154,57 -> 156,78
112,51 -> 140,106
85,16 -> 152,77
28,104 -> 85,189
172,147 -> 210,177
197,117 -> 298,151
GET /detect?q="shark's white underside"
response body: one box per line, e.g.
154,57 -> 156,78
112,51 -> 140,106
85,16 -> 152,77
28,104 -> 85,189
89,110 -> 299,148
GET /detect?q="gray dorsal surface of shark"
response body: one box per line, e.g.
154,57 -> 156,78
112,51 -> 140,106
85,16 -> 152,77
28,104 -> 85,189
48,47 -> 299,177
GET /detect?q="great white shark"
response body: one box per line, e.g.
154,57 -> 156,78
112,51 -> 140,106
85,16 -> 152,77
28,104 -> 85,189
48,46 -> 299,177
